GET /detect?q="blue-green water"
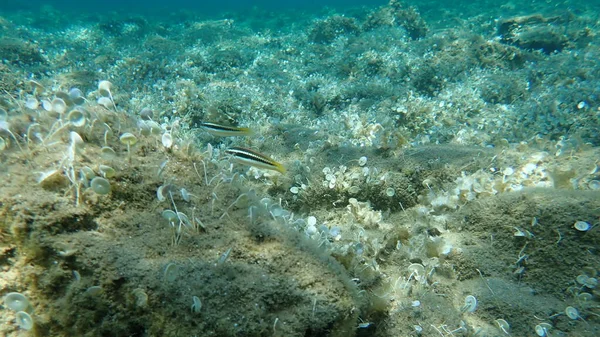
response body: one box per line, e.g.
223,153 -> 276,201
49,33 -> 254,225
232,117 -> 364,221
2,0 -> 387,13
0,1 -> 599,336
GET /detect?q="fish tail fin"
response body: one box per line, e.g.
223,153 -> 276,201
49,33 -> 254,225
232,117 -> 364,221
239,127 -> 255,136
272,161 -> 286,174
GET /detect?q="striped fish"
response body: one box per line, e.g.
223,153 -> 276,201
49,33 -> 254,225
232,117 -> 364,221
200,122 -> 254,137
225,147 -> 286,174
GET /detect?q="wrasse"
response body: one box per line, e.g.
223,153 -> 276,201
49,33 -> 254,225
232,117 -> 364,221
200,122 -> 254,137
225,147 -> 286,174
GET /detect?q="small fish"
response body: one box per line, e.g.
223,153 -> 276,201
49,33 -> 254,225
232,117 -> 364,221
200,122 -> 254,137
226,147 -> 286,174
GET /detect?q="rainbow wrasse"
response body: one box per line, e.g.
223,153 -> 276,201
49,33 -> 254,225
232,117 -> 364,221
200,122 -> 254,137
225,147 -> 286,174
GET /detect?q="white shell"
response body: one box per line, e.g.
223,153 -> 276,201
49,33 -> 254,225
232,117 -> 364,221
51,97 -> 67,114
462,295 -> 477,313
3,292 -> 29,311
97,96 -> 112,109
358,156 -> 368,166
90,177 -> 111,195
68,108 -> 86,127
535,323 -> 552,337
565,306 -> 579,320
162,132 -> 173,149
16,311 -> 34,330
574,221 -> 591,232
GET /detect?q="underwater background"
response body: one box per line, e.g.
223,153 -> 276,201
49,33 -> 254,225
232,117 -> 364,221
1,0 -> 599,336
2,0 -> 387,15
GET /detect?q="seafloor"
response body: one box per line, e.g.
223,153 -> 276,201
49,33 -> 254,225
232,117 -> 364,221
0,0 -> 599,336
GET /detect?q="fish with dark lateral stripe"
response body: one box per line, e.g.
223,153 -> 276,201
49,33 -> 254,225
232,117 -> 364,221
225,147 -> 286,174
200,122 -> 254,137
